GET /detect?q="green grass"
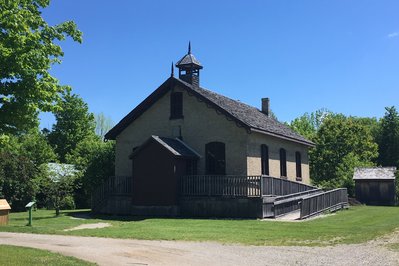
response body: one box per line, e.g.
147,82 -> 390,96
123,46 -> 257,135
0,245 -> 95,266
0,206 -> 398,246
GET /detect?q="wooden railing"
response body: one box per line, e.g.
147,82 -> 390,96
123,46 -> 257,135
299,188 -> 348,219
261,176 -> 317,196
271,189 -> 323,217
180,175 -> 261,197
180,175 -> 318,198
91,176 -> 132,211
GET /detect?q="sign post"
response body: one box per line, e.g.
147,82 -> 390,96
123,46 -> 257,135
25,202 -> 35,226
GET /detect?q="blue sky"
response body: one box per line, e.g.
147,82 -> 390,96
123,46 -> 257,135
40,0 -> 399,128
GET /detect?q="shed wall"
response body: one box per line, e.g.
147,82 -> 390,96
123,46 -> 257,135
355,179 -> 395,206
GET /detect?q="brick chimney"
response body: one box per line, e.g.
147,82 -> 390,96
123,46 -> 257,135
261,98 -> 270,116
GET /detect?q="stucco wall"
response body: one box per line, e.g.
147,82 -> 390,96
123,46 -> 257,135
246,132 -> 311,184
115,85 -> 248,176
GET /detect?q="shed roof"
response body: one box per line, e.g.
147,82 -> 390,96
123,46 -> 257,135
0,199 -> 11,210
131,135 -> 200,158
105,77 -> 314,147
353,167 -> 397,180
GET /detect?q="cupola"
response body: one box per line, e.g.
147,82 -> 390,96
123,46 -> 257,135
175,42 -> 203,87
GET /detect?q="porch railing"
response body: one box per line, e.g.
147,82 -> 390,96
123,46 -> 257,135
91,176 -> 132,211
180,175 -> 318,198
299,188 -> 348,219
180,175 -> 261,197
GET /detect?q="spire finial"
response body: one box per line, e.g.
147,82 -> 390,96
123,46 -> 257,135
188,41 -> 191,54
171,62 -> 174,77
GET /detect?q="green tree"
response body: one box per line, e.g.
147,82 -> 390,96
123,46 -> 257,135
376,106 -> 399,167
0,0 -> 82,134
48,92 -> 97,162
311,114 -> 378,195
0,152 -> 38,211
0,131 -> 57,208
66,139 -> 115,208
289,108 -> 332,141
43,163 -> 79,215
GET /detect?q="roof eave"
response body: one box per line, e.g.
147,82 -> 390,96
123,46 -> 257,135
250,128 -> 316,147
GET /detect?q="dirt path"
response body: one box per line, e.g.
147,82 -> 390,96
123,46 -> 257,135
0,232 -> 398,266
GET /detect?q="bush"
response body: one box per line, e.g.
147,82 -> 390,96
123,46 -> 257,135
0,152 -> 38,211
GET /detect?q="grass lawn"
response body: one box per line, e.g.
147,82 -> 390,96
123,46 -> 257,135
0,206 -> 398,246
0,245 -> 95,266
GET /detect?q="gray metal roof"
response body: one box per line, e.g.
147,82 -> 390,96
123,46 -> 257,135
353,167 -> 397,180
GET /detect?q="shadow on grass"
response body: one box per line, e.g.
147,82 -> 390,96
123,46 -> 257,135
65,209 -> 258,223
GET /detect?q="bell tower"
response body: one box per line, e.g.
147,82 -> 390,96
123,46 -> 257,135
175,42 -> 203,87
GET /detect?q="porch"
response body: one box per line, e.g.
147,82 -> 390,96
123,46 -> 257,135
92,175 -> 348,219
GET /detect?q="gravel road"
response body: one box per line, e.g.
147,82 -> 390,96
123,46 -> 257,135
0,232 -> 398,266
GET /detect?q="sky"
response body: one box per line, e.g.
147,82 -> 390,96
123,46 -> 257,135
39,0 -> 399,129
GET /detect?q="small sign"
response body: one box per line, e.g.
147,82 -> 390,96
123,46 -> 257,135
25,202 -> 35,208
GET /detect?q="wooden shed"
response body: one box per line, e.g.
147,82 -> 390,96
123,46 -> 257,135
353,167 -> 397,206
0,199 -> 11,225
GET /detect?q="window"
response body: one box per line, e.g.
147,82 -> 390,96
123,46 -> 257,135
261,144 -> 269,175
205,142 -> 226,175
279,148 -> 287,177
295,151 -> 302,180
170,92 -> 183,119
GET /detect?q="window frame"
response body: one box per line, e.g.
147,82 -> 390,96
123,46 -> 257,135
170,92 -> 183,119
261,144 -> 269,176
295,151 -> 302,181
279,148 -> 287,178
205,142 -> 226,175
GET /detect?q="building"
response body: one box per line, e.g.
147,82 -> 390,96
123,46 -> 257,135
94,45 -> 334,218
353,167 -> 397,206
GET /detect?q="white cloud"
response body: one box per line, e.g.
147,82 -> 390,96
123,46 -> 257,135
387,32 -> 399,38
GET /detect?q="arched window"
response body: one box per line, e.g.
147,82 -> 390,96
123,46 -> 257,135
279,148 -> 287,177
261,144 -> 269,175
205,142 -> 225,175
295,151 -> 302,180
170,92 -> 183,119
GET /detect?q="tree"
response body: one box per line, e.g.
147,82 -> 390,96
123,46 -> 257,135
311,114 -> 378,195
0,152 -> 38,211
48,92 -> 97,162
0,130 -> 57,208
289,108 -> 332,141
43,163 -> 79,215
376,106 -> 399,167
95,112 -> 114,139
0,0 -> 82,134
66,139 -> 115,208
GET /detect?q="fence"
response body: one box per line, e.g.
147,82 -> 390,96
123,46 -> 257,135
180,175 -> 261,197
91,176 -> 132,211
299,188 -> 348,219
